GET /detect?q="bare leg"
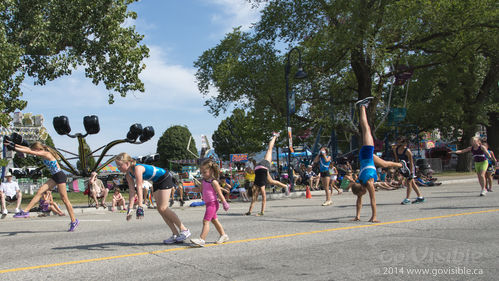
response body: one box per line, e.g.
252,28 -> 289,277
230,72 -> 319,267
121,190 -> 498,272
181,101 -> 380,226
477,171 -> 486,190
22,182 -> 53,212
365,180 -> 379,223
322,176 -> 331,202
101,188 -> 109,206
359,105 -> 373,147
1,192 -> 6,211
373,155 -> 402,168
154,189 -> 188,235
199,220 -> 210,240
211,218 -> 226,236
15,191 -> 22,210
247,186 -> 261,214
57,183 -> 76,222
264,134 -> 279,162
259,186 -> 266,214
50,203 -> 64,216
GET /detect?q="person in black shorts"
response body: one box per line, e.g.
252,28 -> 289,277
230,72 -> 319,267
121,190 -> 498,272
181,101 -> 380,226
6,141 -> 79,231
245,132 -> 290,216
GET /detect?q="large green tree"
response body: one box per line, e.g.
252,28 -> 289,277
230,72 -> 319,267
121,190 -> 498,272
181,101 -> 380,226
156,125 -> 198,171
212,109 -> 269,160
196,0 -> 498,166
0,0 -> 149,126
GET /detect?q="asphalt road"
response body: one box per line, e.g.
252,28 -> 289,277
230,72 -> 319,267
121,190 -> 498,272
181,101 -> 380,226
1,180 -> 498,281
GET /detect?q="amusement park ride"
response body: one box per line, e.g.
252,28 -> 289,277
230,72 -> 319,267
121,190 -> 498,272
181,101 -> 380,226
1,113 -> 154,179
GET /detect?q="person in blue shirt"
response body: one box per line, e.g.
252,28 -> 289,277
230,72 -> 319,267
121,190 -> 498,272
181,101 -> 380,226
350,97 -> 411,223
5,141 -> 79,231
115,152 -> 191,244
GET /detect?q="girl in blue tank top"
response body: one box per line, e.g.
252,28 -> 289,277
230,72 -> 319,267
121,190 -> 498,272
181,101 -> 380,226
116,152 -> 191,244
4,140 -> 79,231
314,147 -> 333,206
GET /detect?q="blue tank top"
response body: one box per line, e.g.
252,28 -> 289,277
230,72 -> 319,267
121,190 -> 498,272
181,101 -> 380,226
130,164 -> 167,182
487,149 -> 494,165
43,159 -> 61,175
319,157 -> 330,172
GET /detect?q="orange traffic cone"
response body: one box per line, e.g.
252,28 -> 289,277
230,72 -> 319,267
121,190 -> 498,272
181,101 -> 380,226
306,185 -> 312,199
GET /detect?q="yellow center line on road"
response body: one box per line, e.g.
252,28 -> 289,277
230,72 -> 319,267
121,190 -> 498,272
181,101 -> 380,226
2,208 -> 499,274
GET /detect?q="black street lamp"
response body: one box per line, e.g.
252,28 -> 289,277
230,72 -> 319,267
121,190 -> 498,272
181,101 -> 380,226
285,47 -> 307,192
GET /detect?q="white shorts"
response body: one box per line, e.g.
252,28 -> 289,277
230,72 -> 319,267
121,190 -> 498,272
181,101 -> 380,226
238,188 -> 246,193
330,176 -> 337,181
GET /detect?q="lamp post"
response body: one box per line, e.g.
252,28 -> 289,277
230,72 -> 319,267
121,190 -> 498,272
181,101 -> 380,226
285,47 -> 307,192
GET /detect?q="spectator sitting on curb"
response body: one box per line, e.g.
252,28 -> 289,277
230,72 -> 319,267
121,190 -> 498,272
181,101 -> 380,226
1,172 -> 22,215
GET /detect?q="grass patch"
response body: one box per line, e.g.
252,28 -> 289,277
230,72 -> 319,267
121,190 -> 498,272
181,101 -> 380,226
20,191 -> 133,206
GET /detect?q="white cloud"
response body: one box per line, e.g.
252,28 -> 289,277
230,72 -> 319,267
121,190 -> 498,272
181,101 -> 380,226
207,0 -> 264,33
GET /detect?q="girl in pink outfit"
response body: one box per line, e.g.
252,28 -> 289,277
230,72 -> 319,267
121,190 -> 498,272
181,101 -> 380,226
190,159 -> 230,247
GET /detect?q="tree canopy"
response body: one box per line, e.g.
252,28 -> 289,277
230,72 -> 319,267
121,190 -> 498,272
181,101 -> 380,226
0,0 -> 149,126
156,125 -> 198,171
195,0 -> 499,164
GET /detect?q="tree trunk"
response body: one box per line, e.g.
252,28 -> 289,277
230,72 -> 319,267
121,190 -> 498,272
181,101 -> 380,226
486,111 -> 498,157
456,130 -> 474,172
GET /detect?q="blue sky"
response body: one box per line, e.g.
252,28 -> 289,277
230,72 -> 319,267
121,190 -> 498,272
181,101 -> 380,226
20,0 -> 264,160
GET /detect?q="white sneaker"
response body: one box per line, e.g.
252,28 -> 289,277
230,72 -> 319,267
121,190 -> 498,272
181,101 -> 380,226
15,208 -> 20,213
216,234 -> 229,244
176,229 -> 191,242
190,238 -> 205,247
2,209 -> 7,215
480,189 -> 487,196
285,184 -> 290,196
163,235 -> 178,244
321,200 -> 332,206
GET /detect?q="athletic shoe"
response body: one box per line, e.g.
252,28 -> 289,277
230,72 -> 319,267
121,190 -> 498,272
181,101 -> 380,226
68,219 -> 79,232
480,189 -> 487,196
169,199 -> 174,207
190,238 -> 205,247
176,229 -> 191,242
13,211 -> 29,218
2,209 -> 7,215
412,197 -> 426,204
15,208 -> 20,213
285,184 -> 291,196
354,97 -> 374,108
244,212 -> 251,216
256,212 -> 264,216
321,200 -> 332,206
163,235 -> 178,244
180,199 -> 185,207
216,234 -> 229,244
401,198 -> 411,205
399,160 -> 410,178
136,206 -> 144,218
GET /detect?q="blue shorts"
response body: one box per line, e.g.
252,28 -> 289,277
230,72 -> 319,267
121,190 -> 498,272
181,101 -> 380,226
358,146 -> 377,185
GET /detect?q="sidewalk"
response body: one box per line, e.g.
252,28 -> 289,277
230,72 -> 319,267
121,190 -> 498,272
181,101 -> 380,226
1,176 -> 478,217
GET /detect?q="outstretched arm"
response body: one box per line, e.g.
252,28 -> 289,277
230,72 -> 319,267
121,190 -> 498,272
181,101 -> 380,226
454,146 -> 471,154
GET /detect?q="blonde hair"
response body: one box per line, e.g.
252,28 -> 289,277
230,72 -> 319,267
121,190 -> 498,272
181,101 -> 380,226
30,141 -> 60,160
115,152 -> 137,166
471,136 -> 481,145
201,159 -> 220,179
